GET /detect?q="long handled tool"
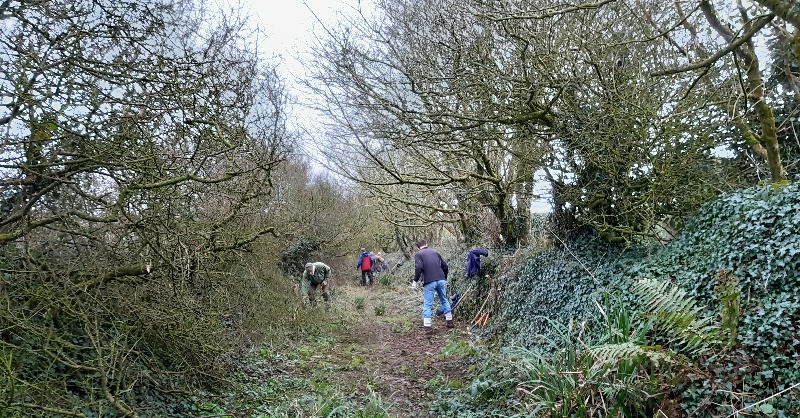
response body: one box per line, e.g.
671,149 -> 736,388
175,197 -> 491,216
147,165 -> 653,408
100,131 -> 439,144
436,283 -> 473,316
469,275 -> 496,330
474,312 -> 490,327
471,292 -> 492,329
450,285 -> 473,312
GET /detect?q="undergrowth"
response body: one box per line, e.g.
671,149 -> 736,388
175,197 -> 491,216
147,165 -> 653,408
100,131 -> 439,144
431,183 -> 800,417
188,282 -> 410,418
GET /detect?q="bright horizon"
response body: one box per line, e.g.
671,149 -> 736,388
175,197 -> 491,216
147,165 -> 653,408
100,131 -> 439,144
226,0 -> 553,213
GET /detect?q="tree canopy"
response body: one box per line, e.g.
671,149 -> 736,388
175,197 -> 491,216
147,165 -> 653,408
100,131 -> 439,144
305,0 -> 799,244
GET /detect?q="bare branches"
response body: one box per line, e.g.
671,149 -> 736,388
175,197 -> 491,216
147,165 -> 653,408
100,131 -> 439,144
751,0 -> 800,28
482,0 -> 618,22
306,0 -> 559,246
650,13 -> 774,77
0,0 -> 292,415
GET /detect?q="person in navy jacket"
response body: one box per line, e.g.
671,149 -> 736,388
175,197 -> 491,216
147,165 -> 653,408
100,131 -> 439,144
466,247 -> 489,279
412,240 -> 452,333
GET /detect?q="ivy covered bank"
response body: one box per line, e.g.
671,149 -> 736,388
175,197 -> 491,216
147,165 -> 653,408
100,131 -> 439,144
438,183 -> 800,417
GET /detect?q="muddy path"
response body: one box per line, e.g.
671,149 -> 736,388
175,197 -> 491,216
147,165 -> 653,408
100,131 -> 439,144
207,281 -> 478,417
342,285 -> 472,416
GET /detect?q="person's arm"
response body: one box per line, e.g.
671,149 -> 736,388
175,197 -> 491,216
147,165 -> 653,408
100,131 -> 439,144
322,264 -> 332,281
440,253 -> 449,278
413,253 -> 422,282
356,255 -> 362,269
478,248 -> 489,257
300,273 -> 310,298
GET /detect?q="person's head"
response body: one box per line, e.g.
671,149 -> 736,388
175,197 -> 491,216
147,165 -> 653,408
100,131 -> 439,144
416,239 -> 428,249
305,262 -> 315,275
360,247 -> 367,254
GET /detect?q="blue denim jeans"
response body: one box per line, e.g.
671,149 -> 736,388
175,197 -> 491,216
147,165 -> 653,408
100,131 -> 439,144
422,280 -> 451,319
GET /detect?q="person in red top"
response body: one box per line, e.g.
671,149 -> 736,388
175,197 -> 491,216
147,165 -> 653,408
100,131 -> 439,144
356,248 -> 375,286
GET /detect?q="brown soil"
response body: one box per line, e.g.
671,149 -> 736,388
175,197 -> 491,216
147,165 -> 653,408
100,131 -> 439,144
333,283 -> 473,417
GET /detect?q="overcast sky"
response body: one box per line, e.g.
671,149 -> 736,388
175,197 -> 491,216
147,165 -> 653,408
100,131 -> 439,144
235,0 -> 362,87
227,1 -> 366,163
219,0 -> 554,212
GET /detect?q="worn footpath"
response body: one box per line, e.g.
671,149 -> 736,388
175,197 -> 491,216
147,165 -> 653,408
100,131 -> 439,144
322,282 -> 472,417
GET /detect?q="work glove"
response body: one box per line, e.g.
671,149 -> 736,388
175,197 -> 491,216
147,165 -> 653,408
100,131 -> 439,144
411,280 -> 418,289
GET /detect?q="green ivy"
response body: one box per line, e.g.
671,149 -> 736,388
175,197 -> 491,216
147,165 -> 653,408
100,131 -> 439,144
499,235 -> 647,348
498,183 -> 800,416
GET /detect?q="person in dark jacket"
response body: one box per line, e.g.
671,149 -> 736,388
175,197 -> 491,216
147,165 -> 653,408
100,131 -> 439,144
356,248 -> 375,286
466,247 -> 489,278
412,239 -> 452,333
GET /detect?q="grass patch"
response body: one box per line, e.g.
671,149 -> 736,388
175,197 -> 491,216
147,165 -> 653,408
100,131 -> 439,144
190,283 -> 403,417
374,304 -> 386,316
379,274 -> 392,286
354,295 -> 366,310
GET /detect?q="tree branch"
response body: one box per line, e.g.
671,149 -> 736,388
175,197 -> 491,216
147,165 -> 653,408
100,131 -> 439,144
752,0 -> 800,28
486,0 -> 617,22
650,14 -> 774,77
212,227 -> 277,252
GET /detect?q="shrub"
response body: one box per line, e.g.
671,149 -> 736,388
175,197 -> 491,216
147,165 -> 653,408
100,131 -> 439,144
379,274 -> 392,286
374,304 -> 386,316
496,183 -> 800,416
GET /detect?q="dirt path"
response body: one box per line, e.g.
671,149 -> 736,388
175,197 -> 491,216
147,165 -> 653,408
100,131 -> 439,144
329,283 -> 473,417
208,282 -> 476,417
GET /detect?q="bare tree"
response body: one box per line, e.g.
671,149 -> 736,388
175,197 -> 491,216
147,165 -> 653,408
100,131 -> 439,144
650,0 -> 791,182
0,0 -> 291,414
306,0 -> 557,247
751,0 -> 800,28
506,0 -> 747,240
306,0 -> 752,243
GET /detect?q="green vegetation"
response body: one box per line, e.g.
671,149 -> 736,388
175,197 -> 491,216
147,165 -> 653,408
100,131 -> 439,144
379,274 -> 393,286
2,0 -> 799,416
431,184 -> 800,417
354,296 -> 367,310
180,294 -> 397,418
374,304 -> 386,316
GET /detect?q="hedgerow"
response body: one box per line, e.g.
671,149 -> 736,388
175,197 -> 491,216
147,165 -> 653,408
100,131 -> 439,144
474,183 -> 800,416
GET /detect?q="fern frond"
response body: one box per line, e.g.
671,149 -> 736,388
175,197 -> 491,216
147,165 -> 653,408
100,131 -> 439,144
589,342 -> 680,369
632,278 -> 719,356
635,279 -> 703,316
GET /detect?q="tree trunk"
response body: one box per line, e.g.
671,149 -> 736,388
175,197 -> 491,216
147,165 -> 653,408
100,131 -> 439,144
753,0 -> 800,28
700,1 -> 787,182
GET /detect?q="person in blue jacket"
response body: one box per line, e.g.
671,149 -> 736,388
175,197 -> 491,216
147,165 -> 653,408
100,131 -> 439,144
466,247 -> 489,278
436,246 -> 488,317
356,248 -> 375,286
